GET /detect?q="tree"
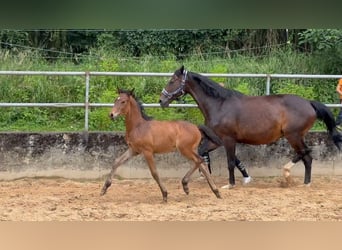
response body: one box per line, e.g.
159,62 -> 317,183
298,29 -> 342,73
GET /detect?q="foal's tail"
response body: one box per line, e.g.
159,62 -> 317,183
198,125 -> 222,146
310,100 -> 342,150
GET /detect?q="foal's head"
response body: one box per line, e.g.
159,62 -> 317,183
110,88 -> 152,121
109,89 -> 134,119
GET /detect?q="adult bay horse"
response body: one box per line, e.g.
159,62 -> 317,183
101,88 -> 222,202
159,66 -> 342,188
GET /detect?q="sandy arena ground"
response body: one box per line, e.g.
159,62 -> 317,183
0,175 -> 341,221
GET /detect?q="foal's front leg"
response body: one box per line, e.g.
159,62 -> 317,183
143,151 -> 168,202
100,148 -> 135,196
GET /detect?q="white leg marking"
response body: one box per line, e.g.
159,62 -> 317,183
283,161 -> 295,178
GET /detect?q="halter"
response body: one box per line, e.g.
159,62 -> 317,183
161,70 -> 187,99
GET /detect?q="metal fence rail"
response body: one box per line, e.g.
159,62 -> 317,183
1,71 -> 342,131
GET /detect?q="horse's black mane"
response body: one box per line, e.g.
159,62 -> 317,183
176,68 -> 244,99
192,72 -> 244,99
118,89 -> 153,121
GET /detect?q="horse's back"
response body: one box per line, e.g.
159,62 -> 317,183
217,94 -> 317,144
242,94 -> 315,119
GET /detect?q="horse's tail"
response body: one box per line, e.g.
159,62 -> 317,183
310,100 -> 342,150
198,125 -> 222,146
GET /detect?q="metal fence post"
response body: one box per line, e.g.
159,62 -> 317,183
84,72 -> 90,131
266,74 -> 271,95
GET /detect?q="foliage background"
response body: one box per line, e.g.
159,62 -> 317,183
0,29 -> 341,132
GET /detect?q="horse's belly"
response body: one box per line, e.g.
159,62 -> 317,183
237,130 -> 281,144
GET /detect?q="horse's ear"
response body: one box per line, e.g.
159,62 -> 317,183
117,87 -> 121,94
180,65 -> 184,74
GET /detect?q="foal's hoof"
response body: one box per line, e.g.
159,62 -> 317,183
182,184 -> 190,195
214,190 -> 222,199
100,180 -> 112,196
221,184 -> 235,189
100,187 -> 107,196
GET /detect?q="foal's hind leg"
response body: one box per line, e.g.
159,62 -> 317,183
143,151 -> 168,202
101,148 -> 135,196
198,163 -> 221,198
180,147 -> 221,198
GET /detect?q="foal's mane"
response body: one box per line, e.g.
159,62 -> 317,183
181,70 -> 244,100
118,89 -> 153,121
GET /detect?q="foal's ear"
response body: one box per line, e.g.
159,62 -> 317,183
129,88 -> 135,96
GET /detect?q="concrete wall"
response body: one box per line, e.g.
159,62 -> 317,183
0,132 -> 341,180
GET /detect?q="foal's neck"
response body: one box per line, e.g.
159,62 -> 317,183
125,97 -> 146,133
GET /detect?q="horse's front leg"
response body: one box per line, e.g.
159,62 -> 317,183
222,139 -> 237,189
100,148 -> 135,196
198,138 -> 219,174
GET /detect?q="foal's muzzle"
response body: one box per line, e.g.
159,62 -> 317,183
109,112 -> 119,119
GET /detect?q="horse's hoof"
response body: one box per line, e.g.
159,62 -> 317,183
303,183 -> 311,188
221,184 -> 235,189
242,176 -> 252,185
283,169 -> 290,178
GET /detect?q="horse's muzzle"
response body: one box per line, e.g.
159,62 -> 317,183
159,98 -> 170,108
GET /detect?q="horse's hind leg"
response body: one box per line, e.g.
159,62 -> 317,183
101,148 -> 135,196
284,135 -> 312,185
143,151 -> 168,202
235,158 -> 252,184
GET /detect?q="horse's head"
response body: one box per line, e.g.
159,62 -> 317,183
159,65 -> 188,108
109,88 -> 134,119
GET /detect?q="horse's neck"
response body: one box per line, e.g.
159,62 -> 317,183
125,99 -> 146,133
187,82 -> 220,121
